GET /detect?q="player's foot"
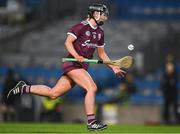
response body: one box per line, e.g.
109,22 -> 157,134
87,120 -> 108,131
7,81 -> 27,99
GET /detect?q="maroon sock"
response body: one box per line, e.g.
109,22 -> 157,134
21,85 -> 31,94
87,114 -> 96,124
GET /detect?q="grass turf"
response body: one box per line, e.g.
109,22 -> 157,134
0,123 -> 180,133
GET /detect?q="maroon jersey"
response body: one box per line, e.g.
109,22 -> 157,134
67,20 -> 105,59
62,20 -> 105,74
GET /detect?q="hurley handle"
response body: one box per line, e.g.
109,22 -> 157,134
62,58 -> 103,64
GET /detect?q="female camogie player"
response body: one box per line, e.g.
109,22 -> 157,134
7,3 -> 125,131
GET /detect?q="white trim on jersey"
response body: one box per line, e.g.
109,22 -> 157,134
87,20 -> 97,30
81,20 -> 88,25
67,32 -> 77,39
97,43 -> 106,48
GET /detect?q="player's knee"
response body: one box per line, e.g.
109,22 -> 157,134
89,84 -> 97,93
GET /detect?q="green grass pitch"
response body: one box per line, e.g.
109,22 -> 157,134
0,123 -> 180,134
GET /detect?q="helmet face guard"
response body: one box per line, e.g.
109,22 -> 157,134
88,4 -> 109,26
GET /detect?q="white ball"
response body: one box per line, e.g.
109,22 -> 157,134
128,44 -> 134,51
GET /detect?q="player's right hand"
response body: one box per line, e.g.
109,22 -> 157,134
75,55 -> 85,62
111,66 -> 126,77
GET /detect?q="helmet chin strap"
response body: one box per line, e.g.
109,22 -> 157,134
93,12 -> 104,26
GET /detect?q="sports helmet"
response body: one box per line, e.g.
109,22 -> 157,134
88,3 -> 109,26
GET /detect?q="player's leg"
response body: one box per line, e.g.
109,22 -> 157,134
67,69 -> 107,131
67,69 -> 96,115
7,75 -> 74,99
172,99 -> 180,124
162,99 -> 170,124
30,75 -> 74,99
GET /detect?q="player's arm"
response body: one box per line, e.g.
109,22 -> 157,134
65,34 -> 85,62
97,47 -> 112,67
97,47 -> 126,77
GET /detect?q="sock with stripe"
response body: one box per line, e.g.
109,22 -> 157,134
21,85 -> 31,94
87,114 -> 96,124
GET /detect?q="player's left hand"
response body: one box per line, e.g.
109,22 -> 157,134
111,66 -> 126,77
